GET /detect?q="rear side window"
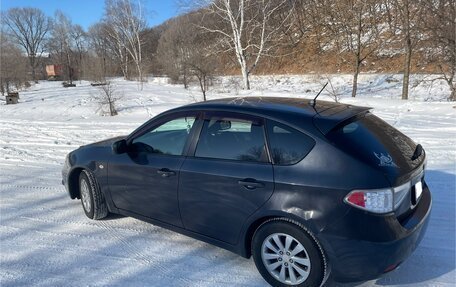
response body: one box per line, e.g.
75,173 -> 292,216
195,117 -> 268,162
266,120 -> 315,165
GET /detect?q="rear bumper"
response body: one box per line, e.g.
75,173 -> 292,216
319,183 -> 432,282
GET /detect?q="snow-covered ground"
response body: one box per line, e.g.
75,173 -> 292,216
1,74 -> 455,287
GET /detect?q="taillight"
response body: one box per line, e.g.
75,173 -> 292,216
393,181 -> 411,209
344,181 -> 413,214
344,189 -> 393,214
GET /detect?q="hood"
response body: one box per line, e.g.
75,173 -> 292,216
82,136 -> 126,148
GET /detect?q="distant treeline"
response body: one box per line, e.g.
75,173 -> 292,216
1,0 -> 454,100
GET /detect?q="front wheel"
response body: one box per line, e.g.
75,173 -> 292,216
79,170 -> 108,220
252,219 -> 326,287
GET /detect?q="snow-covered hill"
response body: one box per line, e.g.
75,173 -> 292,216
0,75 -> 455,287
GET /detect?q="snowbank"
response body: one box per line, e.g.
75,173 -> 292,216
0,74 -> 454,287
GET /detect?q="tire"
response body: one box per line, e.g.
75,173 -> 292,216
252,218 -> 326,287
79,170 -> 108,220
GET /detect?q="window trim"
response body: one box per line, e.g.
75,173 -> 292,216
126,111 -> 202,157
189,111 -> 272,164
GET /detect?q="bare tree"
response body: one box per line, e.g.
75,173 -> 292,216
197,0 -> 290,90
157,13 -> 216,99
157,17 -> 190,87
187,48 -> 216,101
102,21 -> 130,79
71,24 -> 88,79
1,8 -> 51,82
325,0 -> 385,97
94,81 -> 121,116
422,0 -> 455,101
104,0 -> 146,88
0,31 -> 29,95
141,25 -> 165,76
87,22 -> 119,81
49,11 -> 78,84
284,0 -> 324,48
384,0 -> 425,100
325,76 -> 341,103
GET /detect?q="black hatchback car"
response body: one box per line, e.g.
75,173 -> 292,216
62,97 -> 431,287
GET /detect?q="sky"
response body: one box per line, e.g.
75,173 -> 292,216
0,0 -> 179,29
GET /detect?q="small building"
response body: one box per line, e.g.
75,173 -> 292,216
46,65 -> 63,80
5,92 -> 19,104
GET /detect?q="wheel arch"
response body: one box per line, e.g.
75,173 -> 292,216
68,167 -> 84,199
242,211 -> 321,258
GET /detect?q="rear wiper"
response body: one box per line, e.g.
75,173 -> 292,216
411,144 -> 423,161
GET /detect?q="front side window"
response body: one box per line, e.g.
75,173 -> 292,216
266,120 -> 315,165
131,116 -> 196,155
195,116 -> 268,162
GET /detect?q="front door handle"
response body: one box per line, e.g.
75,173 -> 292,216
238,178 -> 265,190
157,168 -> 176,177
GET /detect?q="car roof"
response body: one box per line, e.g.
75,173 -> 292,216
181,97 -> 337,116
175,97 -> 371,135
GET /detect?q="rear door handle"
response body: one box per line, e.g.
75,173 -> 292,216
238,178 -> 265,190
157,168 -> 176,177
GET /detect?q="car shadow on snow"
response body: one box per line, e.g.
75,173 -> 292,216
100,213 -> 126,220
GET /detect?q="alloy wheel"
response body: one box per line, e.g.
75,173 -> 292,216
261,233 -> 311,285
80,178 -> 92,213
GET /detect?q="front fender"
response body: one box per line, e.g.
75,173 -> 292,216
64,146 -> 111,200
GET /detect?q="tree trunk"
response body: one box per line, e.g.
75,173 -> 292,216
66,51 -> 73,84
449,75 -> 456,101
402,43 -> 411,100
202,89 -> 206,102
30,56 -> 37,82
124,57 -> 129,80
352,11 -> 362,98
109,102 -> 117,116
203,75 -> 207,101
352,62 -> 360,98
241,67 -> 250,90
402,0 -> 411,100
197,73 -> 207,101
183,69 -> 188,89
136,61 -> 143,90
103,56 -> 107,80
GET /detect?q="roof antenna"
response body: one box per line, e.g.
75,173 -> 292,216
310,81 -> 328,107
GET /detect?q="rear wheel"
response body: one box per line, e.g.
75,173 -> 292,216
79,170 -> 108,220
252,219 -> 326,287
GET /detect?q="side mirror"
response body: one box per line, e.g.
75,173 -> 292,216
112,139 -> 128,154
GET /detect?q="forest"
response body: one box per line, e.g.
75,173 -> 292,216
1,0 -> 455,100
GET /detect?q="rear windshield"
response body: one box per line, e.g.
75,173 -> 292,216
327,113 -> 423,170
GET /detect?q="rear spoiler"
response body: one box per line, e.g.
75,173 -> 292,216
312,104 -> 372,135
